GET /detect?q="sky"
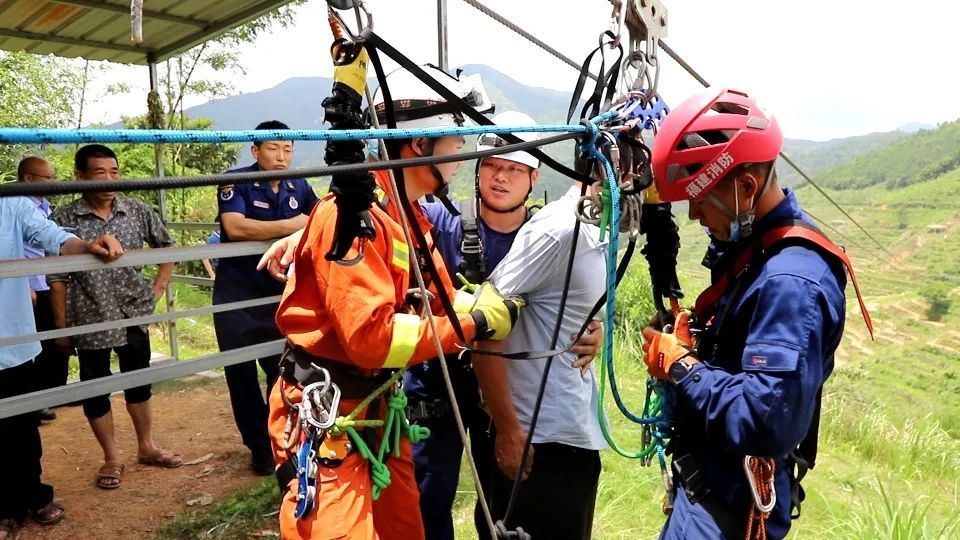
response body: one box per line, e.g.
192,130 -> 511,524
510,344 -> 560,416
85,0 -> 960,141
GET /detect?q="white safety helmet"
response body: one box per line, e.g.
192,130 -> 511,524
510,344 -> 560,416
370,65 -> 494,130
476,111 -> 541,169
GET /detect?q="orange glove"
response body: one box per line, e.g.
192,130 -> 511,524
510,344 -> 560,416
641,327 -> 695,381
672,310 -> 693,346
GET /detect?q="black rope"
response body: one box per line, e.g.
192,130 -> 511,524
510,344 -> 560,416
0,132 -> 578,198
365,32 -> 594,185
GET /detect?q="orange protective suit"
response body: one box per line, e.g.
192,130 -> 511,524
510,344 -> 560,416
269,171 -> 477,539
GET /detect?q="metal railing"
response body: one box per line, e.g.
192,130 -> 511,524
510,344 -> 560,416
0,240 -> 285,419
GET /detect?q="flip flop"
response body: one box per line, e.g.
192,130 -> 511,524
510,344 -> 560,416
137,448 -> 183,469
96,461 -> 124,490
31,498 -> 65,525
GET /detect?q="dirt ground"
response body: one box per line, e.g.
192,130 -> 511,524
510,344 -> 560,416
18,376 -> 266,539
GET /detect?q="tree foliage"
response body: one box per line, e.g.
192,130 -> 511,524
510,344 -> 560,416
0,2 -> 305,276
923,286 -> 953,322
0,52 -> 81,180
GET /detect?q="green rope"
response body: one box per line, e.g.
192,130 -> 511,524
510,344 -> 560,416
596,347 -> 667,460
326,369 -> 431,501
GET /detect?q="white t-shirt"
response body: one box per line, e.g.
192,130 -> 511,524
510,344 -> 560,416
488,186 -> 608,450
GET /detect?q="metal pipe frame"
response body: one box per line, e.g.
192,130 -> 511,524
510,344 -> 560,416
0,240 -> 272,280
0,340 -> 284,419
0,296 -> 280,348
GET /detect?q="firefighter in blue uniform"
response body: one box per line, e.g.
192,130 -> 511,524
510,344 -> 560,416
643,89 -> 871,540
402,112 -> 602,540
213,120 -> 319,476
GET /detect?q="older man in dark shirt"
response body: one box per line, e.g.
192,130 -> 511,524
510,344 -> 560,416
49,144 -> 182,491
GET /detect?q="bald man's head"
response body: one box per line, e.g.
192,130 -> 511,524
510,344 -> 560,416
18,157 -> 54,183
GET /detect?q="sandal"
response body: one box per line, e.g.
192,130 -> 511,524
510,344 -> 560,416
96,461 -> 125,490
0,518 -> 18,540
137,448 -> 183,469
31,498 -> 65,525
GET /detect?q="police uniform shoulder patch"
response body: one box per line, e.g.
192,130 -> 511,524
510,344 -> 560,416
219,184 -> 234,201
289,196 -> 299,210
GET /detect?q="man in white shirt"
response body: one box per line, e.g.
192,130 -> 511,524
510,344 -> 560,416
473,180 -> 607,540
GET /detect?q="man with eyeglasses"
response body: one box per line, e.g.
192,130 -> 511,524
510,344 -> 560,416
17,157 -> 66,424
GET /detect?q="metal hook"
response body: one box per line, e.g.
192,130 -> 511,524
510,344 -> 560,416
743,456 -> 777,513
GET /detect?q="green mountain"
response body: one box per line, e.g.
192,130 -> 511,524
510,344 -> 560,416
811,120 -> 960,190
779,130 -> 908,186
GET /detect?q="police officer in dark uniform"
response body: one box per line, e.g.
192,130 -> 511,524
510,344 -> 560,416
213,120 -> 319,475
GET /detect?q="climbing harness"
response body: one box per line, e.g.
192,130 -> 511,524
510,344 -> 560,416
458,198 -> 486,286
276,347 -> 431,516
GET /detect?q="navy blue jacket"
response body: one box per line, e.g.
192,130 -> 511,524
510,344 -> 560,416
671,189 -> 846,539
213,163 -> 318,304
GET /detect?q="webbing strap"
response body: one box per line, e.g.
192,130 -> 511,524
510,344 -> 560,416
566,31 -> 622,125
458,198 -> 485,285
693,220 -> 873,337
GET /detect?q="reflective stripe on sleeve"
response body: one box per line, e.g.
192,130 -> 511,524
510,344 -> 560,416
392,238 -> 409,271
384,312 -> 421,368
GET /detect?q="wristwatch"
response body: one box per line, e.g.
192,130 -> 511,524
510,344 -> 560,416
669,354 -> 700,383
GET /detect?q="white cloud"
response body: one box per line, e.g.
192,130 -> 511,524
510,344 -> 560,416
84,0 -> 960,140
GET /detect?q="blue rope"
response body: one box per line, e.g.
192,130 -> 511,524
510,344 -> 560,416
0,124 -> 586,145
580,111 -> 650,425
581,110 -> 675,444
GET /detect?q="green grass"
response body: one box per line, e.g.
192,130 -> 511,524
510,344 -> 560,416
152,479 -> 280,539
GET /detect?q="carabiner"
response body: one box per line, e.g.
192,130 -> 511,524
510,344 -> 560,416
743,456 -> 776,513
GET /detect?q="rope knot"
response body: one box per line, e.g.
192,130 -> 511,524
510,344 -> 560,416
577,118 -> 601,155
387,391 -> 407,410
329,416 -> 350,437
407,424 -> 431,443
369,459 -> 392,500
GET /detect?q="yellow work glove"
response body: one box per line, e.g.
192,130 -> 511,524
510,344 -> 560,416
641,326 -> 695,381
468,282 -> 526,340
453,273 -> 481,314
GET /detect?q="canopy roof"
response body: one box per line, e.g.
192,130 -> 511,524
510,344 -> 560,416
0,0 -> 296,64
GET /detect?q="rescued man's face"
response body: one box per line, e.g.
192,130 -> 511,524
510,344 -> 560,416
478,157 -> 535,211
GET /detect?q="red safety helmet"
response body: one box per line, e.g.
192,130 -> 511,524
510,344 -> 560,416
651,88 -> 782,202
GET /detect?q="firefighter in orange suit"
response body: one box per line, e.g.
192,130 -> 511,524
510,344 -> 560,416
266,65 -> 524,540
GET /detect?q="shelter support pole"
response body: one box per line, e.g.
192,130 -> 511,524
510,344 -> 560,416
437,0 -> 449,70
148,59 -> 179,361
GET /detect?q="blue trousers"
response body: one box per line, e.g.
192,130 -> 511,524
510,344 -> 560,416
412,397 -> 494,540
659,486 -> 789,540
213,305 -> 281,457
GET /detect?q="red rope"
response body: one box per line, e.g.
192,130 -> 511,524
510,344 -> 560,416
745,457 -> 775,540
